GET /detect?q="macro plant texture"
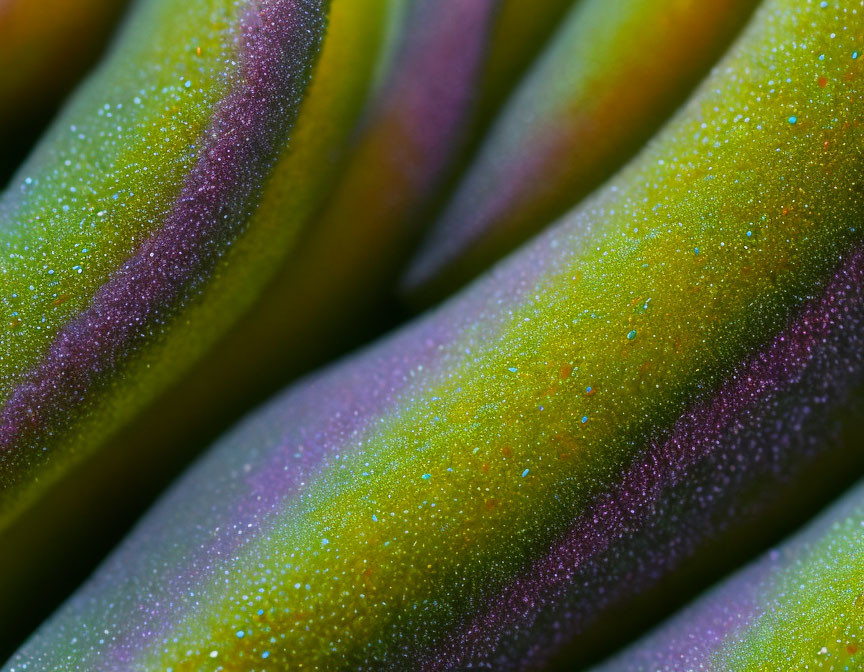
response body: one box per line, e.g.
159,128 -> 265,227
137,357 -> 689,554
1,0 -> 864,670
596,478 -> 864,671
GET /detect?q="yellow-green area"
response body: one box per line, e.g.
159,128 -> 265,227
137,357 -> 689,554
133,0 -> 864,668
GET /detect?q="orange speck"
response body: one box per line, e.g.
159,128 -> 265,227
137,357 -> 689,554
51,294 -> 69,307
847,644 -> 859,655
585,387 -> 596,396
824,140 -> 831,150
484,498 -> 497,510
196,46 -> 202,56
559,363 -> 573,380
501,445 -> 512,458
362,568 -> 373,577
818,76 -> 828,87
639,360 -> 656,374
553,433 -> 579,454
481,463 -> 490,473
10,319 -> 20,329
781,207 -> 789,216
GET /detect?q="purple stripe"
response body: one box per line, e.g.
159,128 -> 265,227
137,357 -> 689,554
325,0 -> 497,221
379,0 -> 498,188
403,119 -> 567,292
420,247 -> 864,670
0,0 -> 323,454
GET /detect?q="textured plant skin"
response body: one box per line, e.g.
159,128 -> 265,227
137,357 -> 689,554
0,0 -> 381,525
0,0 -> 402,650
6,0 -> 864,669
264,0 -> 500,326
0,0 -> 597,533
402,0 -> 759,304
166,0 -> 506,416
594,477 -> 864,672
0,0 -> 552,652
104,0 -> 587,468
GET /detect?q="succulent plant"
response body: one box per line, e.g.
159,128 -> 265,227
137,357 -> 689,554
402,0 -> 759,302
4,0 -> 864,669
0,0 -> 604,654
595,476 -> 864,671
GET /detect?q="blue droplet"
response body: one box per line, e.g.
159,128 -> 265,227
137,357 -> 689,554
627,330 -> 637,340
586,386 -> 592,394
262,651 -> 270,659
581,416 -> 589,424
421,473 -> 431,480
236,631 -> 245,639
820,0 -> 828,6
372,514 -> 378,522
522,468 -> 530,478
788,115 -> 797,124
746,230 -> 752,238
854,51 -> 860,60
693,247 -> 700,255
508,367 -> 518,373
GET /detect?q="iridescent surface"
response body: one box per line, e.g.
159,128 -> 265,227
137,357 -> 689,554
186,0 -> 504,413
6,0 -> 864,669
595,477 -> 864,671
403,0 -> 758,302
283,0 -> 499,318
0,0 -> 589,543
0,0 -> 544,651
0,0 -> 325,524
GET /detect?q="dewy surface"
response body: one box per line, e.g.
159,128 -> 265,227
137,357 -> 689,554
0,0 -> 325,523
402,0 -> 758,302
6,0 -> 864,669
595,477 -> 864,671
